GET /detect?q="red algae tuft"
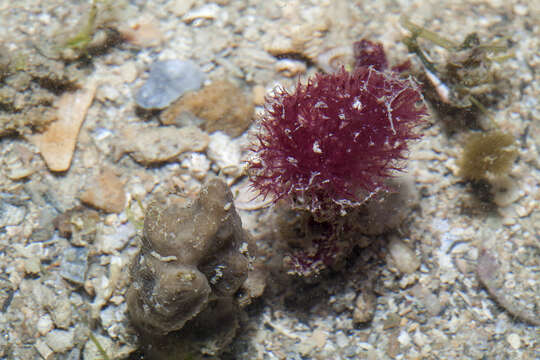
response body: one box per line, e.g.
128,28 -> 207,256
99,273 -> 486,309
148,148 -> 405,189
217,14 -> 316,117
248,66 -> 427,217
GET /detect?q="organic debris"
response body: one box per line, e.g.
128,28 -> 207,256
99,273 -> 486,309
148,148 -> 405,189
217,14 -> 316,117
0,49 -> 84,138
401,17 -> 511,110
57,0 -> 125,61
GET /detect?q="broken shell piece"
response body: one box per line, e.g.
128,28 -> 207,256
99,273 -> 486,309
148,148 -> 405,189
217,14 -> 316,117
29,80 -> 97,172
316,46 -> 353,73
232,180 -> 275,211
182,4 -> 220,24
275,59 -> 307,77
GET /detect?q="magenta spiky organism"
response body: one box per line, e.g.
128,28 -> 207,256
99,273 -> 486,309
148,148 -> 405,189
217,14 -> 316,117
248,66 -> 427,218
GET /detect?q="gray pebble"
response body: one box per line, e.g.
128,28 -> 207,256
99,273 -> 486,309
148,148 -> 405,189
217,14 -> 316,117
60,247 -> 89,285
135,59 -> 205,109
45,329 -> 75,353
0,201 -> 26,228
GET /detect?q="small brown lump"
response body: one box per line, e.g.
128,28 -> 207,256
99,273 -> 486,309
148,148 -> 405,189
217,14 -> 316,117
161,80 -> 254,137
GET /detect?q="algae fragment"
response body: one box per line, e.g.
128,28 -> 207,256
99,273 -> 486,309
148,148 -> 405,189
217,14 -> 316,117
458,130 -> 518,181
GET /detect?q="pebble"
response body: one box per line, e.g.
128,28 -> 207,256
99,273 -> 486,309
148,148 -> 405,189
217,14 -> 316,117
116,125 -> 210,164
335,331 -> 349,348
506,333 -> 521,349
23,257 -> 40,275
37,314 -> 54,336
100,303 -> 127,338
388,237 -> 420,274
397,330 -> 411,346
135,60 -> 205,110
29,80 -> 97,172
166,0 -> 196,16
83,333 -> 114,360
80,167 -> 126,214
30,208 -> 58,242
413,329 -> 428,347
34,340 -> 53,360
51,298 -> 73,329
411,284 -> 443,316
60,246 -> 89,285
353,290 -> 376,324
181,153 -> 211,180
207,131 -> 242,176
298,328 -> 327,355
0,202 -> 26,227
45,329 -> 75,353
96,222 -> 136,254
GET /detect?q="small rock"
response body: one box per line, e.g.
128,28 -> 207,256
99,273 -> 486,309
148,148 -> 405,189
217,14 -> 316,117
45,329 -> 75,353
116,125 -> 210,164
411,284 -> 442,316
181,153 -> 211,180
506,333 -> 521,349
207,131 -> 242,176
0,202 -> 26,227
161,80 -> 254,137
397,330 -> 411,347
35,340 -> 54,360
96,222 -> 136,254
53,207 -> 100,245
116,62 -> 138,84
66,348 -> 81,360
4,145 -> 37,180
383,313 -> 401,330
60,246 -> 89,285
100,303 -> 127,338
298,328 -> 327,356
353,290 -> 376,324
335,331 -> 348,348
412,329 -> 428,347
51,298 -> 73,329
166,0 -> 195,16
83,333 -> 114,360
29,81 -> 97,172
135,60 -> 205,110
80,167 -> 126,214
23,257 -> 41,275
30,207 -> 57,242
37,314 -> 54,336
388,237 -> 420,274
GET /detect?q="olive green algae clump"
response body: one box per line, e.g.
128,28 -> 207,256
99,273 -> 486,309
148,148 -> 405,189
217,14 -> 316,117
458,130 -> 518,181
127,178 -> 258,358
